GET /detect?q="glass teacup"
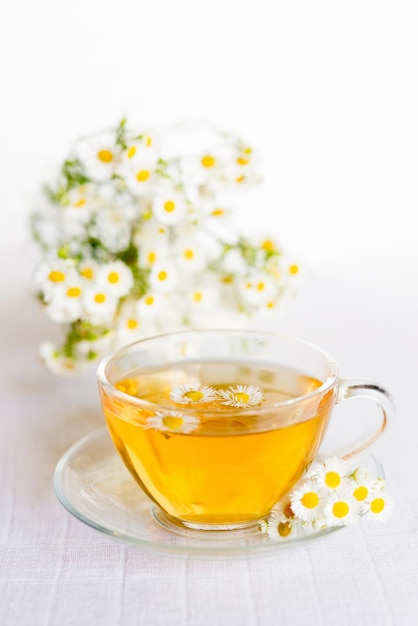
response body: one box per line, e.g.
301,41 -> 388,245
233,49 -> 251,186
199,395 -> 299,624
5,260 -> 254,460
97,330 -> 394,531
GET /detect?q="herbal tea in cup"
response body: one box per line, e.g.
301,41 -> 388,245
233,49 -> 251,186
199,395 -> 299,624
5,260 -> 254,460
97,330 -> 394,530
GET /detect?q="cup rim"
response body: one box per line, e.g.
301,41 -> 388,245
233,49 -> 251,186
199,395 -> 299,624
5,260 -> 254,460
96,328 -> 340,416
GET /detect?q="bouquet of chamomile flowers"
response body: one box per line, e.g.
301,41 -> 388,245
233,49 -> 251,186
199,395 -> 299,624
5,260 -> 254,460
31,119 -> 301,376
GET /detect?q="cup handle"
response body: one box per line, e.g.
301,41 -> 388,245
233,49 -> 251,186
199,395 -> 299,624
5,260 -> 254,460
333,378 -> 396,461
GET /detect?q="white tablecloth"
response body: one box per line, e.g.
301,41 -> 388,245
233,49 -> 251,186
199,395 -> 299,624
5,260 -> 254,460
1,256 -> 417,626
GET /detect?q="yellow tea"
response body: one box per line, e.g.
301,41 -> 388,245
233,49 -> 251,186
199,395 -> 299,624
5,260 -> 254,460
100,361 -> 335,527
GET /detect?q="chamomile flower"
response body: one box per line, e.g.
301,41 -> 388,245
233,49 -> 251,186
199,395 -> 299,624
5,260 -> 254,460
144,411 -> 199,434
115,308 -> 145,345
323,490 -> 361,527
46,276 -> 84,323
152,187 -> 188,225
174,235 -> 212,274
97,261 -> 134,298
364,485 -> 394,523
39,342 -> 90,377
79,259 -> 99,283
123,145 -> 160,195
76,132 -> 121,181
35,260 -> 78,303
257,296 -> 285,319
238,272 -> 277,307
217,384 -> 265,408
290,480 -> 327,523
149,262 -> 178,292
60,184 -> 96,226
269,497 -> 294,519
83,287 -> 118,323
135,291 -> 169,321
170,381 -> 218,405
267,515 -> 304,541
181,277 -> 219,314
348,467 -> 378,511
313,457 -> 351,491
138,237 -> 169,268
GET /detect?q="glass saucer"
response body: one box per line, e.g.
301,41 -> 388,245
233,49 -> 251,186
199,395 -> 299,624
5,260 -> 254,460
54,428 -> 384,559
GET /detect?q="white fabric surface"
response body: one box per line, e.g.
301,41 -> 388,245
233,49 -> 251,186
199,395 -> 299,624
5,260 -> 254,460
1,255 -> 417,626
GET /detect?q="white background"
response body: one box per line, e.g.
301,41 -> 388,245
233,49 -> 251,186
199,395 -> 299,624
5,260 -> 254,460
1,0 -> 418,269
1,3 -> 418,625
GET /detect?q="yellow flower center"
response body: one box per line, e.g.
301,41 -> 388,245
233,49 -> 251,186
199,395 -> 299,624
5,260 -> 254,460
244,146 -> 252,155
201,155 -> 216,168
48,270 -> 65,283
164,200 -> 176,213
193,291 -> 203,302
162,415 -> 184,431
211,208 -> 224,217
332,501 -> 350,519
94,293 -> 106,303
233,392 -> 250,404
184,390 -> 204,402
108,272 -> 120,284
289,264 -> 299,275
74,198 -> 86,208
222,276 -> 233,283
148,251 -> 156,264
145,136 -> 152,147
325,471 -> 341,489
278,522 -> 292,538
370,498 -> 385,514
301,492 -> 319,509
237,156 -> 250,166
81,267 -> 94,280
127,146 -> 136,158
266,301 -> 275,309
158,271 -> 167,281
353,486 -> 369,501
236,175 -> 245,183
136,170 -> 150,182
126,319 -> 138,329
145,296 -> 155,306
184,249 -> 194,260
66,286 -> 82,298
261,239 -> 275,253
97,149 -> 113,163
257,282 -> 265,291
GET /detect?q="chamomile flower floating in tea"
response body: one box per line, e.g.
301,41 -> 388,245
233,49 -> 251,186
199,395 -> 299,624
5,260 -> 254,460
170,382 -> 218,405
217,384 -> 265,408
144,411 -> 200,434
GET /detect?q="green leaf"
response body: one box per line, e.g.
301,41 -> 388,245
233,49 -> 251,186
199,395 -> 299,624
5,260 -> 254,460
115,117 -> 128,150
